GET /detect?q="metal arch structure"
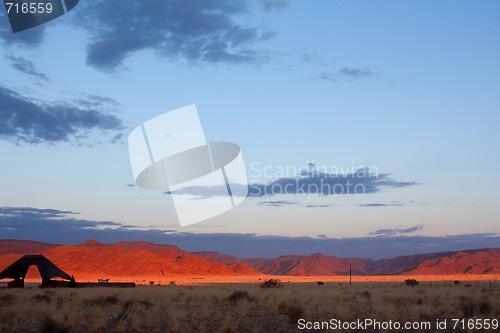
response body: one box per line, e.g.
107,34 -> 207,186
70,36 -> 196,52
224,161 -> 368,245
0,255 -> 74,288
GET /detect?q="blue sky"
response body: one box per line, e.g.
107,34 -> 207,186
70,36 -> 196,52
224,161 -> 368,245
1,1 -> 499,257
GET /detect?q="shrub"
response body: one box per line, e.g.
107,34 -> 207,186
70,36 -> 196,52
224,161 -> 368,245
478,299 -> 492,315
460,298 -> 474,317
105,295 -> 119,305
0,293 -> 15,306
260,279 -> 283,288
40,316 -> 68,333
32,294 -> 52,304
138,299 -> 153,310
228,290 -> 253,306
82,295 -> 119,307
279,301 -> 305,324
404,279 -> 419,287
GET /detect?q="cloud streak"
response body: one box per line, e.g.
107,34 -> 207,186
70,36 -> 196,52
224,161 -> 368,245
0,206 -> 122,231
258,0 -> 289,12
369,225 -> 424,237
0,85 -> 123,145
360,202 -> 404,207
338,67 -> 373,80
257,200 -> 298,207
317,67 -> 374,82
6,55 -> 49,82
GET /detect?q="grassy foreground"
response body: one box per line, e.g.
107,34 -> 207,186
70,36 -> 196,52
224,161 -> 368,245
0,281 -> 498,332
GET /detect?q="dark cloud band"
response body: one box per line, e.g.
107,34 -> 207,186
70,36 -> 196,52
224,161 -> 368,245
1,206 -> 498,259
248,168 -> 417,197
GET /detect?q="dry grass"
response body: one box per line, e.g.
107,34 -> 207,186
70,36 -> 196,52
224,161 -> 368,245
0,280 -> 498,332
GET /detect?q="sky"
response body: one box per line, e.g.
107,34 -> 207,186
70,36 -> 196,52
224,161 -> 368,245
1,0 -> 499,258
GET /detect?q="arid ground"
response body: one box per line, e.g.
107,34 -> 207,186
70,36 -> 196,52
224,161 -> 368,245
1,241 -> 499,332
1,280 -> 498,333
23,272 -> 500,285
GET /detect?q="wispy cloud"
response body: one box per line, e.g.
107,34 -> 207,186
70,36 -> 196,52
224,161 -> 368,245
6,55 -> 49,82
70,93 -> 120,110
0,85 -> 124,145
301,52 -> 320,64
316,67 -> 374,82
258,0 -> 289,12
257,200 -> 298,207
170,184 -> 231,199
317,72 -> 337,82
0,207 -> 121,229
338,67 -> 373,80
369,225 -> 424,237
71,0 -> 284,72
360,202 -> 404,207
305,204 -> 329,208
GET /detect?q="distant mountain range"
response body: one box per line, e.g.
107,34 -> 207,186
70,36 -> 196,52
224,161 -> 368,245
0,239 -> 498,278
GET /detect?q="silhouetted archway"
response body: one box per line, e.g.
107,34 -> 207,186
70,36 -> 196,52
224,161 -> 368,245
0,255 -> 74,288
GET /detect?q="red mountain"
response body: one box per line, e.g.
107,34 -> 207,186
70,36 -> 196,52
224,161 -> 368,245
0,239 -> 261,280
0,239 -> 498,277
192,251 -> 243,265
194,248 -> 500,275
245,253 -> 363,276
195,248 -> 500,276
246,249 -> 500,275
192,252 -> 259,275
403,248 -> 500,275
0,239 -> 58,256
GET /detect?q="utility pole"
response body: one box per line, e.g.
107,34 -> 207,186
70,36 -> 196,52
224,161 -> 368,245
349,263 -> 352,286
